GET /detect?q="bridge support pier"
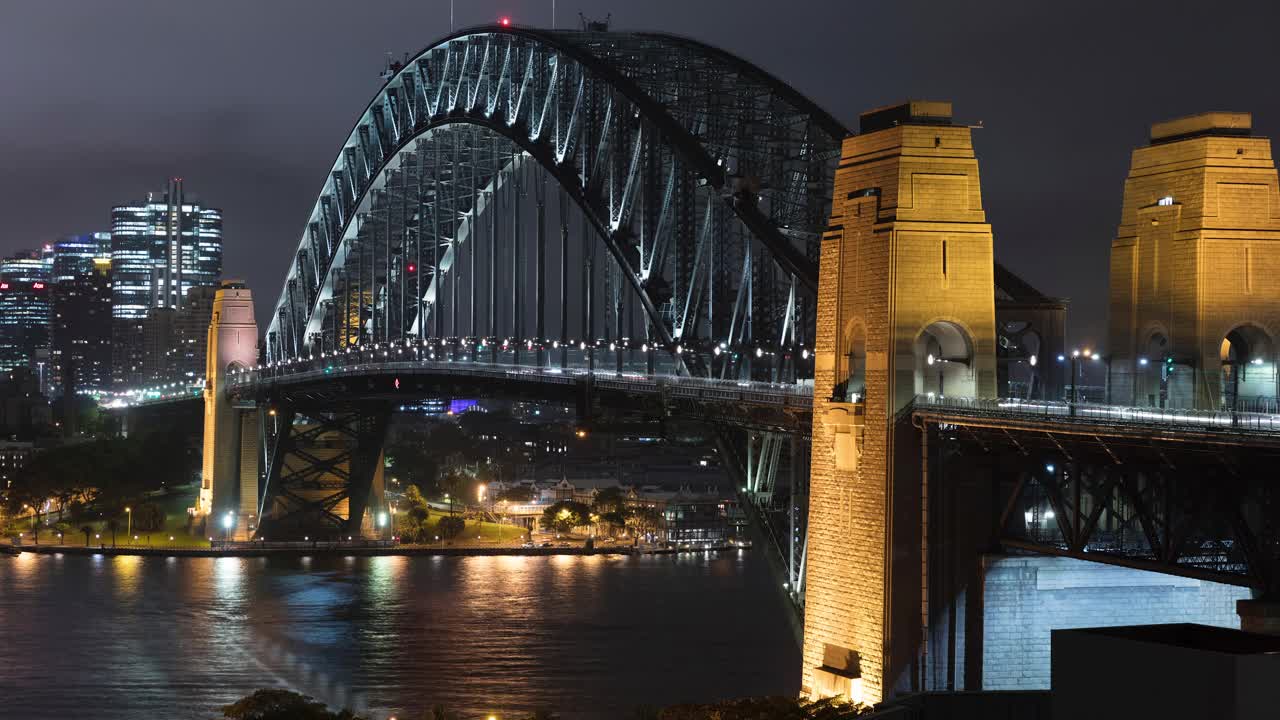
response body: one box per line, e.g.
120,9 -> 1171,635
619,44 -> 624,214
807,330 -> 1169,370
257,404 -> 391,540
198,282 -> 260,537
803,101 -> 997,705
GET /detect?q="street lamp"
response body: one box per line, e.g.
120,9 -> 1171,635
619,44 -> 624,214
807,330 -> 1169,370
222,511 -> 234,541
124,506 -> 132,540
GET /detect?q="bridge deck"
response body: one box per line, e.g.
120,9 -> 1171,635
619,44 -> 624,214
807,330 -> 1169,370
114,357 -> 1280,446
913,395 -> 1280,447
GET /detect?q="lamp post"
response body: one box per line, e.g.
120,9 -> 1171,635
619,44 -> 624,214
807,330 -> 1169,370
222,511 -> 234,541
926,353 -> 945,396
1058,349 -> 1098,404
124,506 -> 132,542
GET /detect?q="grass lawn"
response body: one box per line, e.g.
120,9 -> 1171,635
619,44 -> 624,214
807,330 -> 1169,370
400,508 -> 529,544
5,486 -> 211,549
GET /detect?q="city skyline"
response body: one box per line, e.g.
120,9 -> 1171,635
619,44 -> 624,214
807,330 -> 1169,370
2,1 -> 1279,348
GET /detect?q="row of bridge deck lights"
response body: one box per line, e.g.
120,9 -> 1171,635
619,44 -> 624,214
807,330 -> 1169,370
231,337 -> 814,377
106,338 -> 817,403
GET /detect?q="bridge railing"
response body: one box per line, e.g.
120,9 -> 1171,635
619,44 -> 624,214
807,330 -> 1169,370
222,346 -> 815,409
97,381 -> 205,408
913,393 -> 1280,433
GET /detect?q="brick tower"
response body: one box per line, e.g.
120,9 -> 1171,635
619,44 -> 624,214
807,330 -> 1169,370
1107,112 -> 1280,411
803,101 -> 997,704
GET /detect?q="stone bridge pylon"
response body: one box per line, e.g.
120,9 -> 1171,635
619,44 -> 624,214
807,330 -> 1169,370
197,280 -> 260,539
803,101 -> 998,704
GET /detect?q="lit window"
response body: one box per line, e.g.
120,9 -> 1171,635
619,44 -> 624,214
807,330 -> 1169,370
1157,196 -> 1174,206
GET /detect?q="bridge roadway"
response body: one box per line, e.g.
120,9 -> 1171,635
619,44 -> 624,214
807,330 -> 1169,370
224,353 -> 815,433
117,352 -> 1280,443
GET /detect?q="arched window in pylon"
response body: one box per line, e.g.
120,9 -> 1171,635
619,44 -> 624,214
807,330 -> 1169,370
836,321 -> 866,403
915,321 -> 975,399
1220,324 -> 1276,412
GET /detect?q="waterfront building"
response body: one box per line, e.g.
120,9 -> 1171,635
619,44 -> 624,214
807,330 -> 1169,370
663,490 -> 744,544
111,179 -> 223,386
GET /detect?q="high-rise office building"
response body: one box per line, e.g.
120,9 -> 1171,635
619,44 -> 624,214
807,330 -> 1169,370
111,179 -> 223,386
52,256 -> 113,395
0,250 -> 53,380
139,285 -> 219,385
52,232 -> 111,284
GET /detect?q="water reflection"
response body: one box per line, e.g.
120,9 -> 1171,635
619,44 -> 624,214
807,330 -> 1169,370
0,551 -> 799,719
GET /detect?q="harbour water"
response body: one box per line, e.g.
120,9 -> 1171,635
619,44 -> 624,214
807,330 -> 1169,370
0,549 -> 799,719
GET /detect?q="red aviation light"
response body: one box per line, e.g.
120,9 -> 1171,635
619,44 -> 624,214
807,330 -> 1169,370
407,263 -> 416,273
499,16 -> 512,27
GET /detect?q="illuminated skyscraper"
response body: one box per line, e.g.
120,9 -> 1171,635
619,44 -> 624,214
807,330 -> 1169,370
0,249 -> 53,377
52,232 -> 112,284
52,256 -> 113,394
110,179 -> 223,386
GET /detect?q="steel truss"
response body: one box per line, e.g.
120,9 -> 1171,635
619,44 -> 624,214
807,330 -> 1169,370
928,421 -> 1280,593
265,25 -> 844,382
258,404 -> 391,538
718,428 -> 811,611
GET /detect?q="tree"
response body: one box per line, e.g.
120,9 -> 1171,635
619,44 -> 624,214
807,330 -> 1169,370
80,525 -> 92,547
540,500 -> 590,536
400,485 -> 432,542
628,506 -> 665,540
592,486 -> 628,515
220,689 -> 369,720
133,502 -> 165,533
106,518 -> 119,548
598,510 -> 628,537
435,515 -> 465,540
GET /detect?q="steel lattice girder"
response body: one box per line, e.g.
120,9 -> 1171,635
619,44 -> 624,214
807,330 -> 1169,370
930,422 -> 1280,592
265,26 -> 846,377
258,406 -> 390,537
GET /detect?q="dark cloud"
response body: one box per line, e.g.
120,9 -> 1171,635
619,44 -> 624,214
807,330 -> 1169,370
1,0 -> 1278,346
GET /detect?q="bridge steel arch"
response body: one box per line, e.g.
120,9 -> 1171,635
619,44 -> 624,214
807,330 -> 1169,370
265,25 -> 846,381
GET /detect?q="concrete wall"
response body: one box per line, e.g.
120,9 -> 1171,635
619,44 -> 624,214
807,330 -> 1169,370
982,555 -> 1251,689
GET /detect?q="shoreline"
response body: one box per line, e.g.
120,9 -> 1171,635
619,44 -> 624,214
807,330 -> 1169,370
3,543 -> 747,559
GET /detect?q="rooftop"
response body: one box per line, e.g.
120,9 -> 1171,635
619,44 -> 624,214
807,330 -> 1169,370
1150,111 -> 1252,144
859,100 -> 953,133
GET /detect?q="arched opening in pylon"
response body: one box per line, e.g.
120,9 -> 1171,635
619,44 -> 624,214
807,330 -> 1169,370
1135,330 -> 1170,408
915,321 -> 975,398
1220,324 -> 1276,412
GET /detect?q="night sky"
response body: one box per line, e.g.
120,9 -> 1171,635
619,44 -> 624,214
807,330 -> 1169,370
2,0 -> 1278,346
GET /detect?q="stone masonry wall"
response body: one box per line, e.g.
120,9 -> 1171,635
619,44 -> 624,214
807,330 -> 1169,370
982,555 -> 1251,689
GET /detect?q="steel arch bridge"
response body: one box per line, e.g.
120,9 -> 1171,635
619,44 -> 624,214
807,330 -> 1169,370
265,25 -> 845,380
178,24 -> 1071,602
